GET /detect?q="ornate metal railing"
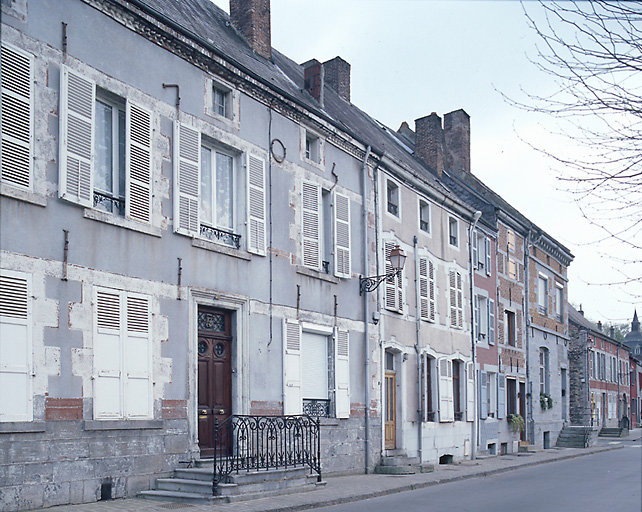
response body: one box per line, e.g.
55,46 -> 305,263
200,224 -> 241,249
303,399 -> 331,418
93,191 -> 124,214
212,415 -> 321,495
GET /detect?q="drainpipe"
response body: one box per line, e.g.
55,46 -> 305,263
361,145 -> 372,473
413,235 -> 422,461
468,211 -> 482,460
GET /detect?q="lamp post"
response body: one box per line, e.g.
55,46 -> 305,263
359,245 -> 407,295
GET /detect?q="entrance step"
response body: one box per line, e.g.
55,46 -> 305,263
599,427 -> 628,438
556,426 -> 598,448
375,455 -> 434,475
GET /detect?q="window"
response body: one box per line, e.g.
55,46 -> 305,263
282,320 -> 350,419
212,85 -> 230,118
93,287 -> 152,420
507,229 -> 516,253
200,144 -> 235,232
539,348 -> 549,395
0,270 -> 33,422
419,257 -> 436,322
419,199 -> 430,233
387,179 -> 399,217
555,284 -> 564,321
422,355 -> 436,421
304,131 -> 320,163
448,217 -> 459,247
449,269 -> 464,328
59,66 -> 153,224
472,231 -> 490,273
537,275 -> 548,315
488,372 -> 497,417
505,310 -> 516,346
590,351 -> 596,379
438,358 -> 454,422
475,295 -> 488,341
384,241 -> 403,312
507,257 -> 518,280
453,360 -> 462,420
507,378 -> 517,416
1,43 -> 34,190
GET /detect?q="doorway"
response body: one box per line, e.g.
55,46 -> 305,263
197,307 -> 233,458
384,350 -> 397,450
518,381 -> 526,441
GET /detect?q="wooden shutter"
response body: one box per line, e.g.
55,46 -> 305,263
472,230 -> 478,268
466,362 -> 475,421
456,272 -> 463,328
419,257 -> 429,321
497,374 -> 506,419
247,154 -> 266,255
438,358 -> 454,422
302,181 -> 321,269
1,44 -> 33,189
479,371 -> 488,419
0,271 -> 32,421
59,65 -> 94,206
428,259 -> 435,321
173,121 -> 200,236
474,295 -> 480,340
123,294 -> 152,418
94,289 -> 123,419
485,238 -> 492,275
488,299 -> 495,345
449,270 -> 456,327
334,192 -> 351,278
384,242 -> 402,312
282,319 -> 302,415
126,103 -> 152,224
335,329 -> 350,418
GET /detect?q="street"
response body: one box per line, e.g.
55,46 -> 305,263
314,443 -> 642,512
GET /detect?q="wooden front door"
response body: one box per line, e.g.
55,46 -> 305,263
519,382 -> 526,441
384,371 -> 396,450
197,308 -> 232,458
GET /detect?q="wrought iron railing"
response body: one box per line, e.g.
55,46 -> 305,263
93,191 -> 124,214
212,415 -> 321,495
303,399 -> 331,417
200,224 -> 241,249
454,411 -> 464,421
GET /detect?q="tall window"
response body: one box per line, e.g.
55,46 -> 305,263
488,372 -> 497,417
305,131 -> 320,163
507,229 -> 516,253
537,275 -> 548,314
422,355 -> 435,421
448,217 -> 459,247
555,284 -> 564,321
452,360 -> 462,420
507,378 -> 517,415
387,180 -> 399,217
475,295 -> 488,341
200,145 -> 234,231
507,257 -> 518,280
419,199 -> 430,233
505,310 -> 516,346
539,348 -> 549,395
301,332 -> 330,416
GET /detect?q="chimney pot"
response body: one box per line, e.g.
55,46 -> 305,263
229,0 -> 272,60
322,57 -> 351,102
414,113 -> 444,176
443,109 -> 471,173
597,321 -> 602,331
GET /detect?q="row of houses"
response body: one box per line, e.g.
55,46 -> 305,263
0,0 -> 639,509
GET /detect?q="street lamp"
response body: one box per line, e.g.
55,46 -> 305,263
359,245 -> 406,295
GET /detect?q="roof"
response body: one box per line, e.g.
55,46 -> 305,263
568,304 -> 634,354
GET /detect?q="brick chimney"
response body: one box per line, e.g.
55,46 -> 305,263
414,113 -> 444,176
443,109 -> 470,173
303,59 -> 324,106
597,321 -> 602,332
323,57 -> 350,102
229,0 -> 271,60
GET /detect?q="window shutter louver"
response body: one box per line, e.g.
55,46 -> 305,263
438,358 -> 454,422
126,103 -> 152,224
485,238 -> 492,275
59,65 -> 94,206
334,192 -> 351,278
247,154 -> 266,255
384,242 -> 403,312
480,371 -> 488,419
173,121 -> 200,236
282,319 -> 302,415
1,44 -> 33,190
488,299 -> 495,345
497,374 -> 506,419
472,230 -> 478,268
302,181 -> 321,269
419,257 -> 429,321
428,260 -> 436,321
335,329 -> 350,418
466,362 -> 475,421
449,270 -> 457,327
456,272 -> 463,327
0,271 -> 32,421
124,294 -> 152,418
474,295 -> 480,340
94,289 -> 123,419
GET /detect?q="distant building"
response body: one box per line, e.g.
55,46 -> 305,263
623,310 -> 642,361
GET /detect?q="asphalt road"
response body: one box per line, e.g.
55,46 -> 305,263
314,443 -> 642,512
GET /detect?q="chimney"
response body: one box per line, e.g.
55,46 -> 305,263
609,326 -> 615,338
579,304 -> 584,316
415,113 -> 444,176
303,59 -> 324,106
597,321 -> 602,332
229,0 -> 271,60
443,109 -> 470,173
323,57 -> 350,102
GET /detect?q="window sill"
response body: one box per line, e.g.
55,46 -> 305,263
296,266 -> 339,284
1,184 -> 47,207
84,419 -> 162,430
192,238 -> 251,261
83,209 -> 162,237
0,421 -> 46,433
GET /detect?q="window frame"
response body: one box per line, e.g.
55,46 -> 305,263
505,309 -> 516,346
448,216 -> 459,248
537,274 -> 549,315
301,127 -> 324,167
386,178 -> 400,219
199,141 -> 237,234
418,198 -> 431,234
539,347 -> 550,395
205,77 -> 239,125
555,283 -> 564,321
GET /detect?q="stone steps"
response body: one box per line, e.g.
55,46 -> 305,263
556,426 -> 598,448
599,427 -> 628,437
375,454 -> 434,475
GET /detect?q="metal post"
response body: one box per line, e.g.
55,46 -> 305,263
212,418 -> 219,495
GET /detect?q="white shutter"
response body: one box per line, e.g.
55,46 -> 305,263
428,259 -> 436,321
466,362 -> 475,421
474,295 -> 480,340
173,121 -> 200,236
59,65 -> 94,206
334,192 -> 351,278
247,154 -> 266,255
123,294 -> 152,418
1,44 -> 33,189
419,257 -> 429,321
488,299 -> 495,345
126,103 -> 152,224
497,374 -> 506,419
302,181 -> 321,269
472,230 -> 478,268
439,358 -> 454,422
485,237 -> 492,275
94,289 -> 123,419
301,332 -> 328,400
449,270 -> 457,327
384,242 -> 402,312
335,329 -> 350,418
0,271 -> 32,421
456,272 -> 463,328
479,371 -> 488,419
282,319 -> 302,415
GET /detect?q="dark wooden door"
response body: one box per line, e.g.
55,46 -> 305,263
519,381 -> 526,441
197,308 -> 232,458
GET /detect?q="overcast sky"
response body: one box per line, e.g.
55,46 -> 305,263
211,0 -> 640,325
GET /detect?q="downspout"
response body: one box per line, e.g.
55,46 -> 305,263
525,228 -> 532,443
361,145 -> 372,473
372,153 -> 384,464
413,235 -> 422,461
468,211 -> 482,460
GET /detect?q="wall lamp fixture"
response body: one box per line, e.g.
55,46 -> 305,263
359,245 -> 406,295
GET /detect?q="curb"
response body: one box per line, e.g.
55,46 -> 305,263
258,444 -> 628,512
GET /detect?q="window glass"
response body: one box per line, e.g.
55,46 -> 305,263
95,101 -> 113,195
213,86 -> 228,117
201,146 -> 235,231
94,98 -> 125,215
449,217 -> 458,246
200,146 -> 213,226
419,200 -> 430,232
387,180 -> 399,216
216,152 -> 233,230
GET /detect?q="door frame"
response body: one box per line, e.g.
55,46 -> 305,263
188,289 -> 249,457
382,345 -> 404,453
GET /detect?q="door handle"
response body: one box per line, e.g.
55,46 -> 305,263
218,409 -> 225,415
200,409 -> 208,415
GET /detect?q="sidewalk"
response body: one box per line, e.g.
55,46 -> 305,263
32,429 -> 641,512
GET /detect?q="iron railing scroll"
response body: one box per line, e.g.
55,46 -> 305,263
212,415 -> 321,495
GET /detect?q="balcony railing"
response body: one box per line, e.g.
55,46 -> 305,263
200,224 -> 241,249
303,399 -> 331,418
212,415 -> 321,495
93,191 -> 124,214
454,411 -> 464,421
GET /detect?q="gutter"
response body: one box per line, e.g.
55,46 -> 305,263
361,145 -> 372,473
413,235 -> 422,462
468,211 -> 482,459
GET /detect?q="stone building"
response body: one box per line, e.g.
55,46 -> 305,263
623,310 -> 642,361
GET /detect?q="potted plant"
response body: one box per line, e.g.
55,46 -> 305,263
539,393 -> 553,410
508,413 -> 525,433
